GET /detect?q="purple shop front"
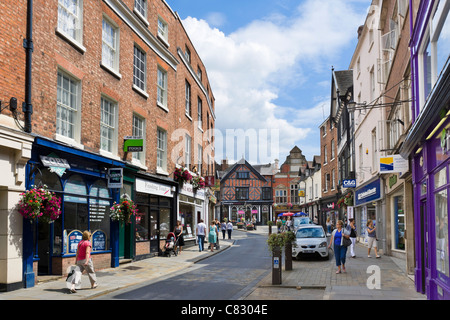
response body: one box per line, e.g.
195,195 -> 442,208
402,0 -> 450,300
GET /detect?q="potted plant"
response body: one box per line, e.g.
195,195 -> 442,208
267,233 -> 285,285
283,231 -> 296,271
17,185 -> 62,223
267,220 -> 273,235
110,194 -> 138,225
237,221 -> 244,229
246,222 -> 254,230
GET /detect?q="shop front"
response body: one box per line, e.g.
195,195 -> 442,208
178,182 -> 205,245
354,178 -> 384,251
23,137 -> 127,287
134,175 -> 177,259
320,195 -> 339,231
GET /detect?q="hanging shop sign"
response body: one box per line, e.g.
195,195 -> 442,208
343,179 -> 356,188
107,168 -> 123,188
123,136 -> 144,152
379,155 -> 409,174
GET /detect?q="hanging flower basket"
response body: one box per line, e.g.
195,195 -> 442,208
110,195 -> 138,224
174,167 -> 192,187
192,175 -> 206,193
17,185 -> 62,223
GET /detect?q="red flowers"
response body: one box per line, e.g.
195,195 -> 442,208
18,185 -> 61,223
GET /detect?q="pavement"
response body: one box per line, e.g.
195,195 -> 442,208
0,226 -> 426,300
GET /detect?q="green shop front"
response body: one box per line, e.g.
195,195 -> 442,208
23,137 -> 132,287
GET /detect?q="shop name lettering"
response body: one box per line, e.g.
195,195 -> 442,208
357,187 -> 376,200
144,182 -> 170,193
181,304 -> 215,318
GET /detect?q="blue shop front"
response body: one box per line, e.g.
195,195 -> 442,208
23,137 -> 129,287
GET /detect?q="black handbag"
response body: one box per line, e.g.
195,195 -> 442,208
343,236 -> 352,247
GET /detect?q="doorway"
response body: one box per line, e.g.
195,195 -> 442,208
37,222 -> 51,275
420,200 -> 429,294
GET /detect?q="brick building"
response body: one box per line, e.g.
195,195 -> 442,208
0,0 -> 215,291
319,116 -> 340,228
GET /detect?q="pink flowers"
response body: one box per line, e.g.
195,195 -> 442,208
174,167 -> 192,185
192,176 -> 206,191
110,195 -> 139,224
18,185 -> 61,223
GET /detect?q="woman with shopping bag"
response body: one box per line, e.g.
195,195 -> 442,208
69,230 -> 98,293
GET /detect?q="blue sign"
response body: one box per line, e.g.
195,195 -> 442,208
92,230 -> 107,251
67,230 -> 83,254
343,179 -> 356,188
355,179 -> 381,206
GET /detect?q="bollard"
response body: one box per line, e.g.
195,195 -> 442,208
272,246 -> 282,285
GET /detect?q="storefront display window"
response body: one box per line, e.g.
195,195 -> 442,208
136,205 -> 149,241
434,166 -> 449,278
394,196 -> 405,250
179,202 -> 194,239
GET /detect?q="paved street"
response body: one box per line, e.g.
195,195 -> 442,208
0,227 -> 425,301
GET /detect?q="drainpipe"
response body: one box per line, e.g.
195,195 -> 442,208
23,0 -> 33,133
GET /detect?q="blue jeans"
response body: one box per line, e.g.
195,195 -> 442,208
334,244 -> 347,267
197,235 -> 205,251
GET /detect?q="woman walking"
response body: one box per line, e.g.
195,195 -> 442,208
71,231 -> 98,293
173,220 -> 185,254
367,219 -> 381,258
209,221 -> 218,252
328,220 -> 350,274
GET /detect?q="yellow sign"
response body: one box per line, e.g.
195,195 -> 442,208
298,190 -> 305,197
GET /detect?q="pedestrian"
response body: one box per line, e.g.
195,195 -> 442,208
348,218 -> 357,258
328,220 -> 351,274
71,230 -> 98,293
209,220 -> 218,252
221,220 -> 227,239
252,216 -> 257,230
214,219 -> 220,249
196,219 -> 207,252
226,219 -> 233,239
173,220 -> 184,254
326,217 -> 332,235
286,216 -> 292,231
366,219 -> 380,258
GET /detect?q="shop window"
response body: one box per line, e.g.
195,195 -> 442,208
88,180 -> 111,251
435,188 -> 449,277
394,196 -> 405,250
136,205 -> 149,241
34,170 -> 63,191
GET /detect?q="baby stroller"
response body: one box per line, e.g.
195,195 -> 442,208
163,232 -> 179,257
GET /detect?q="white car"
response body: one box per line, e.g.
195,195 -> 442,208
292,225 -> 329,260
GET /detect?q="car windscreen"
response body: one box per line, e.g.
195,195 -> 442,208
293,218 -> 310,227
296,227 -> 325,239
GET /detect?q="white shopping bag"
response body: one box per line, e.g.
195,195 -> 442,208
65,265 -> 82,290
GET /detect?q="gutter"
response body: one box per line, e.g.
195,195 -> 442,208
23,0 -> 33,133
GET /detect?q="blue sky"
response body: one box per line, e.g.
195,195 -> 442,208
167,0 -> 370,165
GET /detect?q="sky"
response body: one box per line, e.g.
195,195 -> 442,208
167,0 -> 371,165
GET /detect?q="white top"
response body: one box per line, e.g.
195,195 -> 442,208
197,222 -> 207,235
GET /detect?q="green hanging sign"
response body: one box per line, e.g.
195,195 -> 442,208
123,136 -> 143,152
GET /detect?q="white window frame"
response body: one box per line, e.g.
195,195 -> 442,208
197,97 -> 203,129
100,96 -> 118,155
132,114 -> 145,165
157,66 -> 168,111
101,16 -> 121,77
157,127 -> 168,173
134,0 -> 148,25
157,16 -> 169,46
57,0 -> 85,52
197,144 -> 203,175
133,45 -> 147,96
56,69 -> 82,146
185,134 -> 191,167
185,80 -> 191,118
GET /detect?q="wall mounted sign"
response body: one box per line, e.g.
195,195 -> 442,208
135,178 -> 173,198
92,230 -> 107,251
123,136 -> 143,152
40,154 -> 70,177
107,168 -> 123,188
355,179 -> 381,206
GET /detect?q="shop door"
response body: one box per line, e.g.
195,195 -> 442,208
150,209 -> 159,254
37,222 -> 51,275
420,201 -> 430,294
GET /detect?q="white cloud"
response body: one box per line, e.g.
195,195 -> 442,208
181,0 -> 366,162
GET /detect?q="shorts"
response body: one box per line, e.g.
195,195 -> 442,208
367,237 -> 377,248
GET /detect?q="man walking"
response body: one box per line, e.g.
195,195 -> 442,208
196,219 -> 207,252
226,220 -> 233,239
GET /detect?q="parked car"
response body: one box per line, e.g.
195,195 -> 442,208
292,216 -> 312,232
292,225 -> 329,260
